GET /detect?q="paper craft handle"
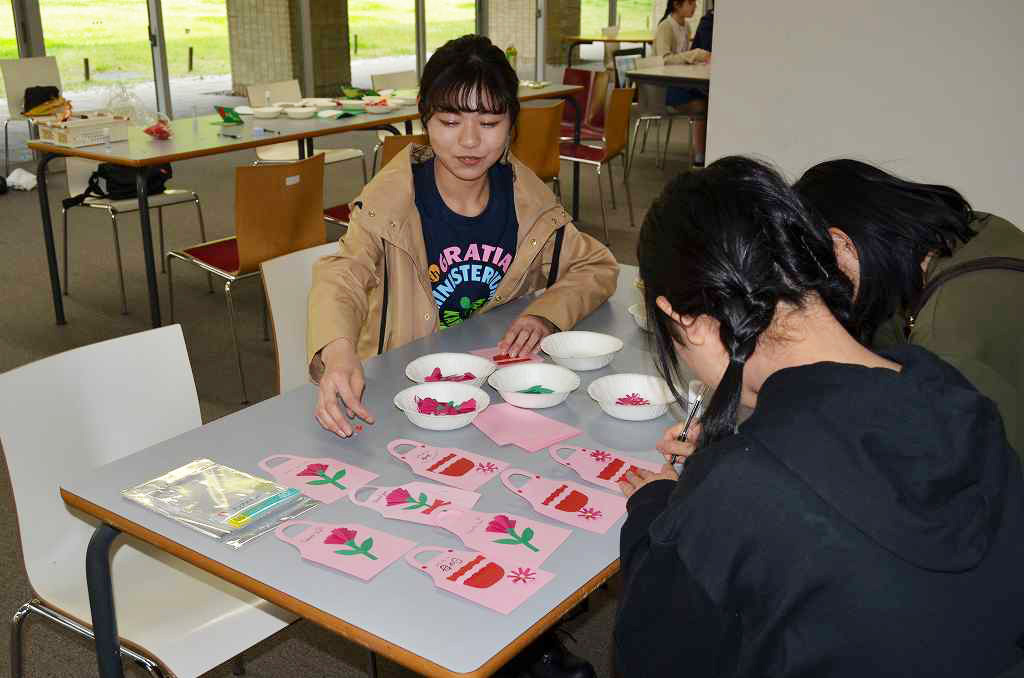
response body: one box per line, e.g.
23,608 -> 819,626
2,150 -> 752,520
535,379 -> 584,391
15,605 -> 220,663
425,505 -> 466,527
500,468 -> 535,493
348,485 -> 382,507
548,445 -> 577,465
258,454 -> 299,473
274,520 -> 319,546
387,439 -> 424,458
404,545 -> 446,569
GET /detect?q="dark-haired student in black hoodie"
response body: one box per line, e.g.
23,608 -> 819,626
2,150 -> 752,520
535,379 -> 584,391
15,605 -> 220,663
617,157 -> 1024,677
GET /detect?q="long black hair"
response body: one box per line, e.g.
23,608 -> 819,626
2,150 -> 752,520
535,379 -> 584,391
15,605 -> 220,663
418,35 -> 520,130
793,159 -> 976,344
639,156 -> 855,447
660,0 -> 689,24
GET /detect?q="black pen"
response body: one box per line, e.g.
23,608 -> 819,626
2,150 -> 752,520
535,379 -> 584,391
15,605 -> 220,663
261,128 -> 282,135
219,132 -> 240,139
670,383 -> 707,464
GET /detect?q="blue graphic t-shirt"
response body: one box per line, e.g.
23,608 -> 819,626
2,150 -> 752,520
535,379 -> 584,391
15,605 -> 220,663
413,157 -> 518,328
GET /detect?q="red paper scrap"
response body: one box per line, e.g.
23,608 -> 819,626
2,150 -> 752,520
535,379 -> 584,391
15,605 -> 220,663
416,397 -> 477,415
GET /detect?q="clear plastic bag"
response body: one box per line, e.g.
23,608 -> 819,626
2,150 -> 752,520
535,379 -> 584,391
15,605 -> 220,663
122,459 -> 321,548
103,84 -> 147,122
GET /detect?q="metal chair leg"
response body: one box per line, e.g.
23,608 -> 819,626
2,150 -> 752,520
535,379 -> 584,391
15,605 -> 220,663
606,160 -> 617,211
368,649 -> 379,678
193,195 -> 214,293
361,156 -> 368,185
61,207 -> 70,295
158,206 -> 166,273
662,118 -> 675,169
627,119 -> 643,179
10,601 -> 31,678
167,254 -> 176,324
653,119 -> 663,168
595,164 -> 609,245
621,154 -> 635,229
110,211 -> 129,315
688,117 -> 696,168
232,654 -> 246,675
224,280 -> 250,404
640,117 -> 651,153
552,177 -> 562,200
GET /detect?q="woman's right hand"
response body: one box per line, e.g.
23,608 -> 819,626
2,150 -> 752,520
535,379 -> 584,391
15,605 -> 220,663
655,420 -> 702,462
315,338 -> 375,437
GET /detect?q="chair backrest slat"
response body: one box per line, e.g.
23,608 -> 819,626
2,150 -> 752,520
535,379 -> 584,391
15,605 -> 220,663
511,100 -> 564,182
379,133 -> 428,172
587,69 -> 613,129
603,88 -> 635,159
370,70 -> 418,91
0,57 -> 62,120
235,154 -> 326,274
246,79 -> 303,106
560,68 -> 596,126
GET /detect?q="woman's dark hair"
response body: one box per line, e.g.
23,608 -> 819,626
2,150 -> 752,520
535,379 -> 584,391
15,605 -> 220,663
418,35 -> 520,130
660,0 -> 689,24
639,156 -> 855,447
793,159 -> 976,344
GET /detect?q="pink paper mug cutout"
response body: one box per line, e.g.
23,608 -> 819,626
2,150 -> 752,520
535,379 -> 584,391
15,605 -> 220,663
349,481 -> 481,526
549,445 -> 662,494
500,469 -> 627,534
405,546 -> 554,614
427,506 -> 570,569
259,454 -> 379,503
276,521 -> 415,581
387,439 -> 509,491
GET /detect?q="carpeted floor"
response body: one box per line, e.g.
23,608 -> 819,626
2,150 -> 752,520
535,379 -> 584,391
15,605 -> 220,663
0,118 -> 697,677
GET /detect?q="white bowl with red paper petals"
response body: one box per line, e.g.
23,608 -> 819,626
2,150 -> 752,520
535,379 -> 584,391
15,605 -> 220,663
587,373 -> 675,421
405,352 -> 496,388
394,382 -> 491,431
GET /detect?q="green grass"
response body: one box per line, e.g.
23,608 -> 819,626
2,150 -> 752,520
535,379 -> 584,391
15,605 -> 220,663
0,0 -> 647,101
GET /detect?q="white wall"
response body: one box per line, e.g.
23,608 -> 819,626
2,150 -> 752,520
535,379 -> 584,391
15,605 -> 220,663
707,0 -> 1024,226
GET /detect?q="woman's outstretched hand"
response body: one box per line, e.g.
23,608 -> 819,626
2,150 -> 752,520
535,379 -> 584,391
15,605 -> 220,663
498,314 -> 556,358
314,338 -> 375,437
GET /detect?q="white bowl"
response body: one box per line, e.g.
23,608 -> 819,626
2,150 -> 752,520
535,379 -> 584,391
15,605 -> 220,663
234,105 -> 254,115
365,103 -> 399,114
628,303 -> 650,332
540,331 -> 623,371
302,98 -> 339,110
394,382 -> 490,431
405,352 -> 496,388
487,363 -> 580,409
284,106 -> 317,120
387,96 -> 415,107
339,99 -> 366,111
587,373 -> 674,421
252,106 -> 282,119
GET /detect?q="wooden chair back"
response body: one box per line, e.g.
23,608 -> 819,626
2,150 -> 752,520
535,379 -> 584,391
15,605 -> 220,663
560,68 -> 595,126
586,69 -> 613,129
380,133 -> 428,171
235,154 -> 325,274
246,79 -> 302,106
603,88 -> 635,159
371,70 -> 418,91
511,100 -> 564,182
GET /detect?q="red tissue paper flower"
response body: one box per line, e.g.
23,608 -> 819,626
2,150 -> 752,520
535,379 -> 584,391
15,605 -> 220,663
486,514 -> 516,534
325,527 -> 357,545
425,367 -> 476,382
616,393 -> 651,406
415,397 -> 477,415
386,488 -> 412,506
297,463 -> 329,477
507,567 -> 537,584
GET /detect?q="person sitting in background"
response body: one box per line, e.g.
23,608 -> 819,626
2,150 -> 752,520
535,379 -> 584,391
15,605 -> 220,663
692,7 -> 714,51
795,159 -> 1024,457
653,0 -> 710,166
307,35 -> 618,438
615,156 -> 1024,677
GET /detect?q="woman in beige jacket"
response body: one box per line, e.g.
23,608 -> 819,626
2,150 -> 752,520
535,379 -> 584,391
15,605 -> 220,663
308,35 -> 618,437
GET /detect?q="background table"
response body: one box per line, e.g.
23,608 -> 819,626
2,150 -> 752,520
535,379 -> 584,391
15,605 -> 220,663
60,266 -> 690,678
624,63 -> 711,92
563,33 -> 654,68
28,83 -> 584,330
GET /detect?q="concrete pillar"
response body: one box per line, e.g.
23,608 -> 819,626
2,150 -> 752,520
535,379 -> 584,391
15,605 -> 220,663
545,0 -> 580,65
486,0 -> 537,78
291,0 -> 352,97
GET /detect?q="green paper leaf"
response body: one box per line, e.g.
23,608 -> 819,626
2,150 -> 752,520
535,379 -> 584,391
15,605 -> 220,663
334,549 -> 361,556
307,478 -> 330,485
493,538 -> 520,545
331,469 -> 347,482
521,527 -> 534,541
361,537 -> 374,551
418,492 -> 428,504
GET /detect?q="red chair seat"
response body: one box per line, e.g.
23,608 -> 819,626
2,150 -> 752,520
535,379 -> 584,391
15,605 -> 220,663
323,203 -> 351,225
559,142 -> 606,164
183,238 -> 239,274
559,121 -> 604,142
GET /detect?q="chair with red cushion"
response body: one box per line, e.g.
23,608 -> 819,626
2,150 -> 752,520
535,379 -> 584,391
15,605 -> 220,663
559,88 -> 636,243
167,154 -> 326,403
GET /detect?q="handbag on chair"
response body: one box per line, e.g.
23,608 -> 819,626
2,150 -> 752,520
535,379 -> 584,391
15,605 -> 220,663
62,163 -> 173,208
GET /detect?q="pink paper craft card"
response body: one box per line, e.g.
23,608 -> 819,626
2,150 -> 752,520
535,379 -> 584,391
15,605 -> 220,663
386,439 -> 509,491
428,506 -> 570,569
500,469 -> 627,534
259,454 -> 379,504
276,521 -> 415,581
470,345 -> 545,365
406,546 -> 555,614
349,481 -> 481,526
549,445 -> 662,494
472,404 -> 582,453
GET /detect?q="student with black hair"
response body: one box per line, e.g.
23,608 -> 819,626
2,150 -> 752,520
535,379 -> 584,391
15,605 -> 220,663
795,159 -> 1024,456
308,35 -> 617,438
653,0 -> 710,165
614,157 -> 1024,677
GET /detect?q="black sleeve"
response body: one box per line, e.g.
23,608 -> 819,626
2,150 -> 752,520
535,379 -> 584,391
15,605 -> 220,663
614,479 -> 731,676
693,12 -> 714,51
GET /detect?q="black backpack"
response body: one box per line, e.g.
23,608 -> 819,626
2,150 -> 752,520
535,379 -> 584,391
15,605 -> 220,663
23,85 -> 60,113
62,163 -> 172,209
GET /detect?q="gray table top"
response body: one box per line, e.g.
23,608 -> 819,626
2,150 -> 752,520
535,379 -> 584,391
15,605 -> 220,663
28,83 -> 583,168
625,63 -> 711,88
61,265 -> 692,676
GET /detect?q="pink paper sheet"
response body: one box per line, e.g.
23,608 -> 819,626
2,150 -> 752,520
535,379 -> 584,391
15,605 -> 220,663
276,521 -> 415,581
501,469 -> 627,534
469,345 -> 545,365
407,546 -> 555,614
471,404 -> 581,453
259,454 -> 379,504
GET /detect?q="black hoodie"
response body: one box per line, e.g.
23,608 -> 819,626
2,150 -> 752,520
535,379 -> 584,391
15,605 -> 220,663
615,345 -> 1024,677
